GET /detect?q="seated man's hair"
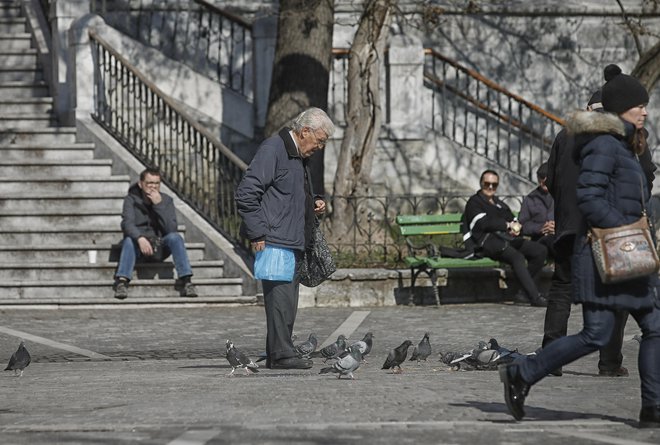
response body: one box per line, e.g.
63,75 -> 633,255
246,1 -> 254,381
140,166 -> 162,181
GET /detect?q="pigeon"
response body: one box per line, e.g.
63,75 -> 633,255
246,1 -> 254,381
409,332 -> 432,363
340,340 -> 367,359
382,340 -> 413,373
225,340 -> 259,376
5,341 -> 31,377
319,346 -> 363,379
360,332 -> 374,362
633,334 -> 642,344
294,333 -> 319,358
310,335 -> 347,362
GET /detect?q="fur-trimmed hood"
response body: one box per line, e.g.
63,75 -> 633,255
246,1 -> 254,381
565,110 -> 625,137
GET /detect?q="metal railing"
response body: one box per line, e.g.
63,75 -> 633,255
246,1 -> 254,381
91,0 -> 253,99
90,30 -> 249,249
320,193 -> 525,268
424,49 -> 565,182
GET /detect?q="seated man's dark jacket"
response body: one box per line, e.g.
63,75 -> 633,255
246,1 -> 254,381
121,183 -> 178,240
462,191 -> 517,257
518,187 -> 554,240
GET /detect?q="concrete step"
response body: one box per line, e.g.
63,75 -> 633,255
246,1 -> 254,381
0,97 -> 52,113
0,196 -> 124,212
0,225 -> 186,245
0,213 -> 122,230
0,175 -> 130,195
0,143 -> 96,160
0,126 -> 77,144
0,295 -> 257,307
0,113 -> 58,129
0,159 -> 113,177
0,260 -> 226,280
0,5 -> 21,19
0,242 -> 207,262
0,277 -> 244,299
0,68 -> 43,83
0,18 -> 25,33
0,80 -> 49,98
0,33 -> 31,50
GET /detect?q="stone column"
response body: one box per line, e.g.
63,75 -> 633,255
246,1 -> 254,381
50,0 -> 89,125
251,13 -> 277,136
386,33 -> 425,140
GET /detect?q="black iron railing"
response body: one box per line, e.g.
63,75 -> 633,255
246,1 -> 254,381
90,30 -> 249,249
424,49 -> 565,182
91,0 -> 253,99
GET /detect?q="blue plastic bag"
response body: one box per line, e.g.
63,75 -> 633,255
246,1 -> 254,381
253,246 -> 295,282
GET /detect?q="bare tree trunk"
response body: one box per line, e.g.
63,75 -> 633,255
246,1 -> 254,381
631,39 -> 660,92
328,0 -> 393,240
264,0 -> 334,195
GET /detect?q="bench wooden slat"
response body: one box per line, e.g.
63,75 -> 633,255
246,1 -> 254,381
396,214 -> 462,225
399,223 -> 463,236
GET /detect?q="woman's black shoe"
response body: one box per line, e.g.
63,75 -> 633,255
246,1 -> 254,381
270,357 -> 313,369
499,364 -> 530,420
639,405 -> 660,428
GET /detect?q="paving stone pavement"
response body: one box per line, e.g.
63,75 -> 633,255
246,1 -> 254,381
1,304 -> 659,444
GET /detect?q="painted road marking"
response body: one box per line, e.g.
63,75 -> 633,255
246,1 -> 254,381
0,326 -> 112,360
318,310 -> 371,349
167,429 -> 221,445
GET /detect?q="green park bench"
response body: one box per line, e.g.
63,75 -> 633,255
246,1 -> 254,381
396,213 -> 506,306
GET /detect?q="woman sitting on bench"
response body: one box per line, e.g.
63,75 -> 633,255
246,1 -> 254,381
462,169 -> 548,307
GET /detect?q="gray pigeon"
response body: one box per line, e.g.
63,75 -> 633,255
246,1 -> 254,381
382,340 -> 413,373
5,341 -> 30,377
360,332 -> 374,362
409,332 -> 432,363
310,335 -> 347,362
294,333 -> 319,358
319,346 -> 363,379
340,340 -> 367,359
225,340 -> 259,376
633,334 -> 642,344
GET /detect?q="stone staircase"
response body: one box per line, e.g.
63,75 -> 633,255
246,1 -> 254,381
0,0 -> 252,307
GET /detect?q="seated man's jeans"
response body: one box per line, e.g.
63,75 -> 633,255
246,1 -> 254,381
115,233 -> 193,281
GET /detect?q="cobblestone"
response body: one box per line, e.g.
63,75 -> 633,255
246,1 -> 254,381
0,304 -> 658,444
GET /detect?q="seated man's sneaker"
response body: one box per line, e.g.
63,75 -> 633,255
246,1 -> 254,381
499,363 -> 530,420
639,405 -> 660,428
183,282 -> 198,298
113,280 -> 129,300
270,357 -> 313,369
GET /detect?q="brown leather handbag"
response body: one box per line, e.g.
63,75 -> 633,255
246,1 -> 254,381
589,214 -> 660,284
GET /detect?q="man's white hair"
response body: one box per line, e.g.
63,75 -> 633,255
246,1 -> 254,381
291,107 -> 335,137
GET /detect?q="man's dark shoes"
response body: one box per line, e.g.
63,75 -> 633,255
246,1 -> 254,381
639,405 -> 660,428
530,294 -> 548,307
598,366 -> 629,377
499,363 -> 530,420
113,280 -> 129,300
549,367 -> 563,377
512,291 -> 529,305
270,357 -> 313,369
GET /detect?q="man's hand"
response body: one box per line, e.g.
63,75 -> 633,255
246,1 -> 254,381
541,220 -> 555,236
507,220 -> 522,236
314,198 -> 326,215
143,189 -> 162,205
137,237 -> 154,256
251,240 -> 265,252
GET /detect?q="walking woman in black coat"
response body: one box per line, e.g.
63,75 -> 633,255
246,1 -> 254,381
499,65 -> 660,428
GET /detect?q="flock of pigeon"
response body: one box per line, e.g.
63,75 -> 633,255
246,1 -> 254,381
224,332 -> 527,379
3,334 -> 530,380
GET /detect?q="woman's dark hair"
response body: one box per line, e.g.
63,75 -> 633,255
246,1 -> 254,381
479,169 -> 499,183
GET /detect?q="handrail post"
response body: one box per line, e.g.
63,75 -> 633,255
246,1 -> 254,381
387,34 -> 425,139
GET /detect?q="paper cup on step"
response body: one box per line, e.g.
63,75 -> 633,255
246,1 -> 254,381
88,250 -> 98,264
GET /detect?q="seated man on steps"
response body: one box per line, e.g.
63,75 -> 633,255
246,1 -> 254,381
113,167 -> 197,300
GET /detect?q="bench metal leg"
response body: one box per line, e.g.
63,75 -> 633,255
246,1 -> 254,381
429,269 -> 440,306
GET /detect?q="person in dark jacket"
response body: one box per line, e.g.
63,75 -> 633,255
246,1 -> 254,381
235,107 -> 335,370
113,167 -> 197,299
518,162 -> 555,256
463,170 -> 548,307
499,65 -> 660,428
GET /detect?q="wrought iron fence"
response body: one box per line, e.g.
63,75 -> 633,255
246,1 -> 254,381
90,0 -> 253,99
424,49 -> 565,182
89,30 -> 249,249
320,193 -> 525,268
